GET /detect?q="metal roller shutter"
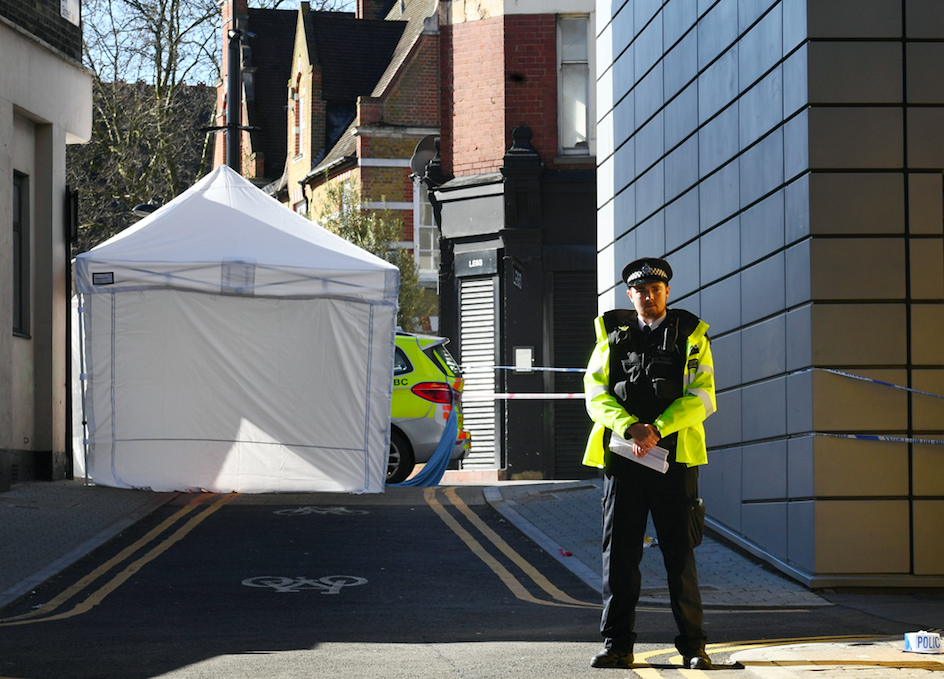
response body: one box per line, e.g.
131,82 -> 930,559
459,277 -> 499,469
551,271 -> 597,479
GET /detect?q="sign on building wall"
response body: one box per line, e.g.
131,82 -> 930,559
455,250 -> 498,277
60,0 -> 80,26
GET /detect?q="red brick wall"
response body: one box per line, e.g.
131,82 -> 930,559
383,34 -> 440,127
307,69 -> 326,160
504,14 -> 559,166
443,14 -> 571,176
357,135 -> 419,240
358,98 -> 384,126
356,0 -> 387,20
441,17 -> 506,176
439,24 -> 453,173
351,32 -> 441,242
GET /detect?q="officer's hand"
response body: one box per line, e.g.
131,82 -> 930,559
627,422 -> 658,451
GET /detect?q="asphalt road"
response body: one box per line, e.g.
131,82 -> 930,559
0,487 -> 915,679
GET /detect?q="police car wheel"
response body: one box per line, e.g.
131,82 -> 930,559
386,430 -> 415,484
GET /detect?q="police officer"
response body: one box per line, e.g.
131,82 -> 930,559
583,257 -> 716,670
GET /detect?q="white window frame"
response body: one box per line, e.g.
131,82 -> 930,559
292,74 -> 303,160
557,14 -> 593,157
413,181 -> 440,284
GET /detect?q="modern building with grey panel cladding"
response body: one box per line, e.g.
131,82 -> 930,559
595,0 -> 944,587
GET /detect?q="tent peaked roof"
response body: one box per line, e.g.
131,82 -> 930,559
75,165 -> 398,303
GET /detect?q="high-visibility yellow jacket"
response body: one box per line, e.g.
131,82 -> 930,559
582,309 -> 716,468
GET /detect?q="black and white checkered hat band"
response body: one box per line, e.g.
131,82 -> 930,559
626,263 -> 668,283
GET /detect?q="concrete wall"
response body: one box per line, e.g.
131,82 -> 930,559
595,0 -> 944,586
0,18 -> 92,488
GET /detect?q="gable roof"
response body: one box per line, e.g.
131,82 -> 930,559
372,0 -> 438,97
245,8 -> 297,181
309,117 -> 359,178
303,11 -> 406,102
304,0 -> 439,181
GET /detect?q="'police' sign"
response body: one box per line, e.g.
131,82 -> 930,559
905,631 -> 942,654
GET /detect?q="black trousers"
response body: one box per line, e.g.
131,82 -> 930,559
600,448 -> 706,656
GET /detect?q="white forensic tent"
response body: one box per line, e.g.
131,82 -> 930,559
74,165 -> 398,494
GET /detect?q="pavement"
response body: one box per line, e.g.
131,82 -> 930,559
2,477 -> 943,678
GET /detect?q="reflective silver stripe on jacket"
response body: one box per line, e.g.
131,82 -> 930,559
586,350 -> 606,376
688,387 -> 715,416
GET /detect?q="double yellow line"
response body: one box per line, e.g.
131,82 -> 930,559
0,492 -> 237,627
424,489 -> 906,676
628,634 -> 896,676
424,487 -> 600,610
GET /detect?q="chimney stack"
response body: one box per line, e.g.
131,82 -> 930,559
356,0 -> 389,20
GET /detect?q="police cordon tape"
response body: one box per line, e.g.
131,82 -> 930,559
800,368 -> 944,446
802,367 -> 944,401
459,366 -> 944,445
460,365 -> 584,374
461,364 -> 944,400
819,433 -> 944,446
462,393 -> 582,400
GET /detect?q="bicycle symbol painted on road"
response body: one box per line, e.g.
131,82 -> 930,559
242,575 -> 368,594
273,506 -> 369,516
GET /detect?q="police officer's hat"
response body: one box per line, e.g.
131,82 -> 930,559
622,257 -> 672,288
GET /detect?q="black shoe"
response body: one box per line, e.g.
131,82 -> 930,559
591,647 -> 634,668
683,654 -> 714,670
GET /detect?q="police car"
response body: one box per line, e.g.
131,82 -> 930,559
388,331 -> 470,483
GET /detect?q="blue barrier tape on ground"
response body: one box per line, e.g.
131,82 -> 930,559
386,406 -> 458,488
818,433 -> 944,446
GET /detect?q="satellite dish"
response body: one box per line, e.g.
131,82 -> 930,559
410,135 -> 438,177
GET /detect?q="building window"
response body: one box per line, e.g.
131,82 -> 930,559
12,172 -> 30,337
559,16 -> 590,155
293,75 -> 302,158
416,183 -> 440,283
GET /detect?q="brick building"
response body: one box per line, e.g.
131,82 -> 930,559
430,0 -> 598,478
215,0 -> 599,479
215,0 -> 442,295
286,0 -> 436,257
212,0 -> 297,185
0,0 -> 92,489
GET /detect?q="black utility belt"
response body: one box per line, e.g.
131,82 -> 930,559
655,432 -> 679,461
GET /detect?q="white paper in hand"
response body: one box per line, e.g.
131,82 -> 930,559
609,432 -> 669,473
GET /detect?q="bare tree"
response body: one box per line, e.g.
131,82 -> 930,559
70,0 -> 354,253
67,81 -> 216,253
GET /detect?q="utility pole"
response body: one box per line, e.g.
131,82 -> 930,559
203,27 -> 257,173
226,28 -> 242,173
